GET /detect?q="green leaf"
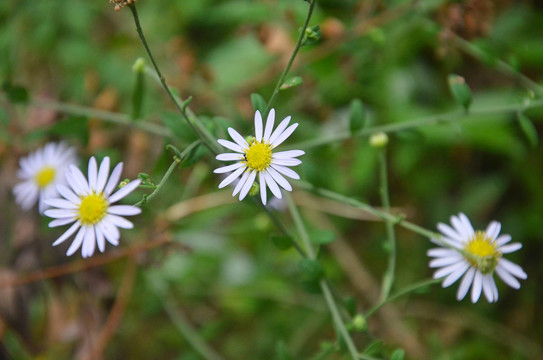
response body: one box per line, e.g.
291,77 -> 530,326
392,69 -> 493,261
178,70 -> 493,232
308,229 -> 336,245
517,113 -> 538,148
363,340 -> 384,357
448,74 -> 472,111
280,76 -> 303,91
2,81 -> 29,104
161,111 -> 197,142
271,235 -> 293,251
349,99 -> 365,134
131,69 -> 145,120
391,349 -> 406,360
181,143 -> 207,168
343,296 -> 357,317
299,259 -> 324,281
250,93 -> 267,115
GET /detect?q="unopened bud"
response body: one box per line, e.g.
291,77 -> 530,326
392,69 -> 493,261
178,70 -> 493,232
370,132 -> 388,148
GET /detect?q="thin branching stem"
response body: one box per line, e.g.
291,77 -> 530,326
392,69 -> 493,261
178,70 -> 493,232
378,149 -> 396,301
286,194 -> 360,360
265,0 -> 317,113
128,4 -> 219,155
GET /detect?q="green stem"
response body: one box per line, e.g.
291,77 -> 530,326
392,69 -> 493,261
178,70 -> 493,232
128,4 -> 219,155
378,149 -> 396,301
287,98 -> 543,150
366,278 -> 441,318
31,98 -> 172,138
298,181 -> 439,240
285,194 -> 360,360
264,0 -> 317,113
134,141 -> 200,206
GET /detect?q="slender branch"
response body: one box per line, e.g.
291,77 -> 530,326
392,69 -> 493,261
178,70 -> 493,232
31,97 -> 172,138
128,4 -> 219,155
285,194 -> 360,360
366,278 -> 441,318
378,149 -> 396,301
287,98 -> 543,150
264,0 -> 317,113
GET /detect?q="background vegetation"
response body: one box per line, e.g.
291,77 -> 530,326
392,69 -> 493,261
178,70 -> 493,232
1,0 -> 542,359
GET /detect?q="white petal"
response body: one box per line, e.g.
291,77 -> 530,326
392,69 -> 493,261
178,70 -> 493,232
216,153 -> 244,161
106,214 -> 134,229
499,243 -> 522,254
442,261 -> 469,287
458,213 -> 475,237
498,258 -> 527,279
263,171 -> 282,199
45,198 -> 77,209
105,162 -> 123,196
269,116 -> 291,144
108,205 -> 142,216
434,260 -> 468,279
263,109 -> 275,142
471,271 -> 483,303
96,157 -> 110,193
456,267 -> 476,300
49,218 -> 76,227
218,139 -> 244,153
490,275 -> 499,301
214,162 -> 245,174
272,150 -> 305,159
96,226 -> 106,253
429,255 -> 462,268
437,223 -> 464,243
69,165 -> 90,194
45,209 -> 76,219
270,164 -> 300,179
495,234 -> 512,246
109,179 -> 141,203
238,170 -> 257,201
82,226 -> 96,258
99,221 -> 119,246
218,166 -> 246,189
266,167 -> 292,191
451,214 -> 470,240
254,110 -> 263,142
427,248 -> 459,258
57,184 -> 80,204
485,221 -> 501,240
272,158 -> 302,166
52,221 -> 81,245
271,123 -> 298,148
482,275 -> 496,303
228,127 -> 249,148
232,171 -> 251,197
88,157 -> 98,190
495,265 -> 521,289
259,172 -> 267,205
66,227 -> 86,256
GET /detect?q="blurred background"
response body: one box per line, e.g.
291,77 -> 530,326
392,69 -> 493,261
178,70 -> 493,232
1,0 -> 542,359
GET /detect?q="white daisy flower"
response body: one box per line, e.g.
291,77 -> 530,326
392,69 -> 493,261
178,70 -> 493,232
13,142 -> 77,213
44,156 -> 141,258
214,109 -> 304,205
428,213 -> 527,303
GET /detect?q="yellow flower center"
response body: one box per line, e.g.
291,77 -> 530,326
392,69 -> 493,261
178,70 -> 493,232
35,166 -> 56,189
245,140 -> 272,172
78,193 -> 108,225
464,230 -> 501,274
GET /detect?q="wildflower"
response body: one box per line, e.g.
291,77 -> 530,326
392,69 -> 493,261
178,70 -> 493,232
110,0 -> 136,11
44,157 -> 141,258
428,213 -> 527,303
214,109 -> 304,205
13,142 -> 77,214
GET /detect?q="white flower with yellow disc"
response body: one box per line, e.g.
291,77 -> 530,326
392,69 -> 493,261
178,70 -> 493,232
214,109 -> 304,205
428,213 -> 527,303
13,142 -> 77,213
44,157 -> 141,258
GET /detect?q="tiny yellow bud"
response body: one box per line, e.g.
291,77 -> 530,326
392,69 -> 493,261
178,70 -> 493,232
369,132 -> 388,148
